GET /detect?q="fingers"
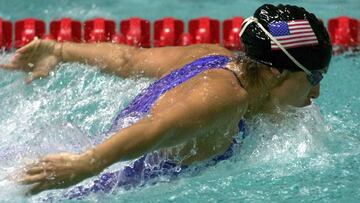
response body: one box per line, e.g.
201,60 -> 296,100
19,173 -> 47,185
24,70 -> 49,84
25,166 -> 44,175
23,54 -> 59,84
1,38 -> 42,71
0,63 -> 16,70
0,53 -> 19,70
27,182 -> 50,196
0,53 -> 32,71
27,179 -> 60,196
20,162 -> 56,184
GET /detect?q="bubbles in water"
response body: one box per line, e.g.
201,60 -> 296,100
239,105 -> 329,165
0,51 -> 359,202
0,56 -> 155,201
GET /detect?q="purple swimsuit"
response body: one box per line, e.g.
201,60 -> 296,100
64,55 -> 246,199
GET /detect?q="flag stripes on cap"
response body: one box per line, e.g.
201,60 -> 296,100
268,20 -> 318,50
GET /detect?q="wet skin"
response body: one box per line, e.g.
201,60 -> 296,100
0,39 -> 322,194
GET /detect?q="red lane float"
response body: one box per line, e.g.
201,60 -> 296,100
223,17 -> 243,50
154,17 -> 184,47
49,18 -> 81,42
0,15 -> 357,53
178,33 -> 193,46
0,19 -> 12,49
84,18 -> 115,42
328,16 -> 359,49
189,17 -> 220,44
120,17 -> 150,47
15,18 -> 45,48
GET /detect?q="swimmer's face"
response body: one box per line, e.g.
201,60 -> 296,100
271,71 -> 320,107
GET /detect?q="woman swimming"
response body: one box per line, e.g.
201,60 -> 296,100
0,4 -> 332,195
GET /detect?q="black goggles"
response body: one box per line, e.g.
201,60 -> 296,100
306,67 -> 327,86
307,71 -> 323,86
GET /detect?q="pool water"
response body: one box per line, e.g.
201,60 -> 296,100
0,0 -> 359,202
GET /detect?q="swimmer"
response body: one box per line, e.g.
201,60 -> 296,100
0,4 -> 332,195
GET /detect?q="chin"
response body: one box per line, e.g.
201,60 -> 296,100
294,99 -> 311,107
303,99 -> 312,107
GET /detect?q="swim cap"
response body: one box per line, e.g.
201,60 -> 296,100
240,4 -> 332,72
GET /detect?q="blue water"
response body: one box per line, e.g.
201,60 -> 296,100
0,0 -> 359,202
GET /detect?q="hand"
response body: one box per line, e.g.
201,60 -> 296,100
0,38 -> 62,84
19,151 -> 99,195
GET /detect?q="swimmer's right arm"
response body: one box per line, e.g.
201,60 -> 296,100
58,41 -> 233,78
0,39 -> 232,83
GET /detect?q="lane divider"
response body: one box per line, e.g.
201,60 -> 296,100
84,18 -> 115,43
223,17 -> 244,50
328,16 -> 359,53
0,19 -> 12,49
0,16 -> 358,54
46,18 -> 81,42
154,17 -> 183,47
15,18 -> 45,48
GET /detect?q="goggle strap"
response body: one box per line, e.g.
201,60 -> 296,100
239,17 -> 256,37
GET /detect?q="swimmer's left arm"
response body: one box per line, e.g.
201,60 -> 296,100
88,81 -> 247,170
20,81 -> 247,194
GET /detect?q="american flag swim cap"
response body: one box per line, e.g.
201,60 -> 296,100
240,4 -> 332,72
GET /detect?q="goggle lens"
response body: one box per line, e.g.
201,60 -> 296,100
307,71 -> 323,86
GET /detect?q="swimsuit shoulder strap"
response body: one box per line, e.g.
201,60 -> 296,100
223,67 -> 245,88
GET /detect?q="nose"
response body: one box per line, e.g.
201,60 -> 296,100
309,84 -> 320,99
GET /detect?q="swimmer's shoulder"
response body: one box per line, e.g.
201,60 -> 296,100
159,44 -> 234,77
197,68 -> 249,107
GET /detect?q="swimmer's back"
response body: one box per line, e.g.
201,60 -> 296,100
149,60 -> 248,165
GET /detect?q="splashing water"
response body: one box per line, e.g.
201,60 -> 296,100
0,52 -> 359,202
1,0 -> 360,201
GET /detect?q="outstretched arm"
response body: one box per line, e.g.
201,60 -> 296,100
0,39 -> 232,83
60,42 -> 233,78
20,76 -> 246,194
